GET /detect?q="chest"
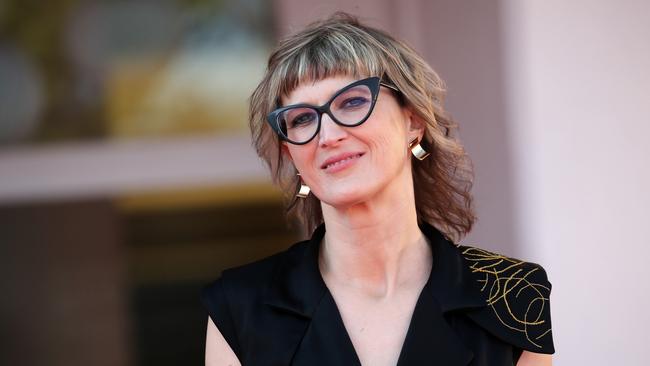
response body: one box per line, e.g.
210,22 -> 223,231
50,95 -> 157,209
245,283 -> 518,366
328,286 -> 423,366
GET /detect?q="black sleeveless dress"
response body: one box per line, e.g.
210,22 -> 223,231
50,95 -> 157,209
201,222 -> 555,365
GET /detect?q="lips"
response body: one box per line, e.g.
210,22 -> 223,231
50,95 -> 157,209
321,152 -> 365,170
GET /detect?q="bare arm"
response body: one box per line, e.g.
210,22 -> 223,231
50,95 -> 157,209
516,351 -> 552,366
205,317 -> 241,366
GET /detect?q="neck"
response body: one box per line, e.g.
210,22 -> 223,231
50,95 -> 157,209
319,169 -> 432,299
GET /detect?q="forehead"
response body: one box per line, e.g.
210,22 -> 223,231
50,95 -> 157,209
280,75 -> 361,107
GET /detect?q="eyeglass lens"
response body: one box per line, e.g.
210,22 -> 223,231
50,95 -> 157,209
278,83 -> 374,144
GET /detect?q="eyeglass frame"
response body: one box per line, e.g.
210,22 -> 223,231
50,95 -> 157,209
266,76 -> 400,145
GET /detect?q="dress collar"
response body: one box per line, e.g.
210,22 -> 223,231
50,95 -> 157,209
264,221 -> 486,316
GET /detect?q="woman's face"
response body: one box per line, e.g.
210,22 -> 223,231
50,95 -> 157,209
281,75 -> 424,208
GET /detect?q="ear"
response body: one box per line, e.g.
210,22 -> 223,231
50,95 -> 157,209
404,107 -> 426,142
280,141 -> 293,163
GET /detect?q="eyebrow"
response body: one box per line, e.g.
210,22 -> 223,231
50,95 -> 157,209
281,80 -> 357,107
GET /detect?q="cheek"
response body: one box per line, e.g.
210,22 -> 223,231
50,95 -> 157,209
365,114 -> 408,155
287,147 -> 308,168
287,145 -> 318,179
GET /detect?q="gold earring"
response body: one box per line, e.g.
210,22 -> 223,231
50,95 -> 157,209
409,138 -> 430,160
296,173 -> 310,198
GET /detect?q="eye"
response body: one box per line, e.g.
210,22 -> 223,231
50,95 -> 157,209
341,96 -> 370,109
289,112 -> 317,128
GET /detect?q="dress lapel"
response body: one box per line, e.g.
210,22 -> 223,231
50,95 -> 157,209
418,221 -> 487,313
262,221 -> 488,366
263,224 -> 327,317
261,224 -> 328,365
396,221 -> 487,365
291,290 -> 363,365
396,282 -> 473,365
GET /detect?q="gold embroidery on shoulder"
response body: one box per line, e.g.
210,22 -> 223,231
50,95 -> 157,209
461,246 -> 552,349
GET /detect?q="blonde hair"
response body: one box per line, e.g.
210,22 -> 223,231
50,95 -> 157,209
249,12 -> 475,241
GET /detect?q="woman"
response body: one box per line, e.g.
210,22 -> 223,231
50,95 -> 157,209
202,13 -> 554,366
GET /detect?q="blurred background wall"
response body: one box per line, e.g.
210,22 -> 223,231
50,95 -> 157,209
501,1 -> 650,365
0,0 -> 648,365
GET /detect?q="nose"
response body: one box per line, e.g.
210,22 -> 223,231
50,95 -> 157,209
318,113 -> 348,147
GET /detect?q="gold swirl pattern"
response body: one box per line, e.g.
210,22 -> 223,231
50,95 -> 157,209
460,246 -> 552,349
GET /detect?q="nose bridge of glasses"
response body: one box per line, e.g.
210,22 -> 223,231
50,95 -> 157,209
318,107 -> 347,143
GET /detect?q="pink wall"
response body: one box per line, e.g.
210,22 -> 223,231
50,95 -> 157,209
502,0 -> 650,364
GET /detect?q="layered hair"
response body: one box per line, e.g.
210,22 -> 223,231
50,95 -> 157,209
249,13 -> 475,241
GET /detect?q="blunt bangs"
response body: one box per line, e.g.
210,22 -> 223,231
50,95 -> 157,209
270,29 -> 387,105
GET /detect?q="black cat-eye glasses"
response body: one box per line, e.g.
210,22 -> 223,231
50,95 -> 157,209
267,77 -> 399,145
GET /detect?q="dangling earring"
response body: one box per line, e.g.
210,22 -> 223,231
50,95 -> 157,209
409,138 -> 430,160
296,173 -> 310,198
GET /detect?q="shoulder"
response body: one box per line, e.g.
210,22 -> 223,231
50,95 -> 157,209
456,244 -> 555,354
458,245 -> 552,293
200,239 -> 312,358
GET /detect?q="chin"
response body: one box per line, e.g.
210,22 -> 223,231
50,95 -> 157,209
316,183 -> 380,209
